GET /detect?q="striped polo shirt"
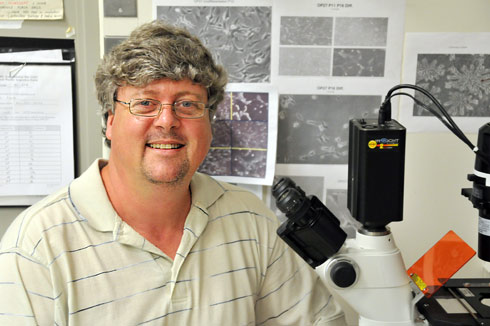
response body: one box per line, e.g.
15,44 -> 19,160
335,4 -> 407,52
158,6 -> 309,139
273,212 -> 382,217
0,159 -> 345,325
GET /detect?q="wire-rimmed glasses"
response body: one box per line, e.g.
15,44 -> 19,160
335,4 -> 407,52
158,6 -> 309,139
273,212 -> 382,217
114,98 -> 208,119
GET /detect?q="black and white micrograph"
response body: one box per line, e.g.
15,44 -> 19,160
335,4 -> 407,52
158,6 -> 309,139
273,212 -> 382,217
199,92 -> 269,178
334,17 -> 388,47
279,47 -> 332,76
279,16 -> 388,77
276,94 -> 380,164
232,120 -> 268,149
332,48 -> 386,77
280,16 -> 333,46
269,175 -> 325,222
209,120 -> 232,147
231,149 -> 267,178
414,53 -> 490,117
156,6 -> 271,83
103,0 -> 137,17
200,148 -> 231,175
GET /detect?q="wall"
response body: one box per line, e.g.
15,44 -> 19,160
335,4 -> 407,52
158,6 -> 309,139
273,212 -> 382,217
0,0 -> 102,230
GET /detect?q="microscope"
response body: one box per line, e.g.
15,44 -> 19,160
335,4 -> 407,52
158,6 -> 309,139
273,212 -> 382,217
272,84 -> 490,325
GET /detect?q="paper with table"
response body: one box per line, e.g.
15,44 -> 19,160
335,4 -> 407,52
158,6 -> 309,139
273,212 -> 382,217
0,49 -> 74,205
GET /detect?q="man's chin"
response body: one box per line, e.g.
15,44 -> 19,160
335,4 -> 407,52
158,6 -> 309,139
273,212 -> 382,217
141,163 -> 190,186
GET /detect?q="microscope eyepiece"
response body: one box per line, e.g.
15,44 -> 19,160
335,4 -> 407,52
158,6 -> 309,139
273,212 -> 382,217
272,177 -> 304,200
276,188 -> 305,217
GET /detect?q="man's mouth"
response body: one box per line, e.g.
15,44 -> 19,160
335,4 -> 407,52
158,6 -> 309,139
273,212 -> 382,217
147,143 -> 184,149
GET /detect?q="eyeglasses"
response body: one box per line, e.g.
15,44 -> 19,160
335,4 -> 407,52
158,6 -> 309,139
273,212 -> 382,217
114,98 -> 209,119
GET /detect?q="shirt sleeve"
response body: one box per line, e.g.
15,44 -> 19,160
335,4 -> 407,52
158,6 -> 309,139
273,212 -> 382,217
0,247 -> 56,326
255,226 -> 346,326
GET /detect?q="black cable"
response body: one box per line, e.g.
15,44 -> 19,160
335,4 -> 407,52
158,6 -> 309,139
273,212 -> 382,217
385,85 -> 464,137
386,92 -> 453,131
379,84 -> 478,156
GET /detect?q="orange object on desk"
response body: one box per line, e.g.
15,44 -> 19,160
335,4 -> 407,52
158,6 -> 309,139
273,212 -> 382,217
407,230 -> 476,298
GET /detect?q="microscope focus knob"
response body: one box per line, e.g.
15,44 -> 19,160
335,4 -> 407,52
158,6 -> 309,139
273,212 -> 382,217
330,260 -> 357,288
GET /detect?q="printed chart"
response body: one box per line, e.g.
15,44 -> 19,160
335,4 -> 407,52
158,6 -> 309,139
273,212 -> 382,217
0,125 -> 62,185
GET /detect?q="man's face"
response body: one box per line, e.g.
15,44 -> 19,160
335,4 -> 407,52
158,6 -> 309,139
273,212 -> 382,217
105,78 -> 212,187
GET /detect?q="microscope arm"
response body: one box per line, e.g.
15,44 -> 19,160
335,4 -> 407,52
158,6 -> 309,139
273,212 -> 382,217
316,230 -> 427,326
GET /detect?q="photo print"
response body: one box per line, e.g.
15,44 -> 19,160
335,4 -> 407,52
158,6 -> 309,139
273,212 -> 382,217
276,94 -> 380,164
199,90 -> 277,185
279,16 -> 388,77
156,5 -> 271,83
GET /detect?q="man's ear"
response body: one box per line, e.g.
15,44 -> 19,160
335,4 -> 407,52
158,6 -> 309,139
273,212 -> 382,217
106,112 -> 114,140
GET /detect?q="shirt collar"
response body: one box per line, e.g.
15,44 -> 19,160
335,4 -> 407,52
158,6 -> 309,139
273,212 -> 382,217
68,159 -> 117,232
189,172 -> 226,212
68,159 -> 227,233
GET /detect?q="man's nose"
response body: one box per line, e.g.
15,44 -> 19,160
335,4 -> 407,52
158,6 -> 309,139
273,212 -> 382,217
153,104 -> 180,128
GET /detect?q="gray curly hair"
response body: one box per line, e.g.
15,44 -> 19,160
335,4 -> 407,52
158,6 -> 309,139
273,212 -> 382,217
95,20 -> 228,147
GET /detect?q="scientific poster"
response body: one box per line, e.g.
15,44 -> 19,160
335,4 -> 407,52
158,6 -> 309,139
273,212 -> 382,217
273,0 -> 406,193
199,85 -> 278,185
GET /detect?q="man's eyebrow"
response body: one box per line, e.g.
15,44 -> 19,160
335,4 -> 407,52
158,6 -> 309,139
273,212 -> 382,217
174,91 -> 206,99
131,90 -> 206,101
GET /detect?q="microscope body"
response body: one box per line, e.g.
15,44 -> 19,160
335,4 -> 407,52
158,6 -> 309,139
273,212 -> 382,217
317,230 -> 423,326
272,119 -> 427,325
272,176 -> 425,325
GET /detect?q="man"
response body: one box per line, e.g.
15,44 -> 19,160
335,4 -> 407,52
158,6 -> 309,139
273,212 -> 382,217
0,21 -> 345,325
